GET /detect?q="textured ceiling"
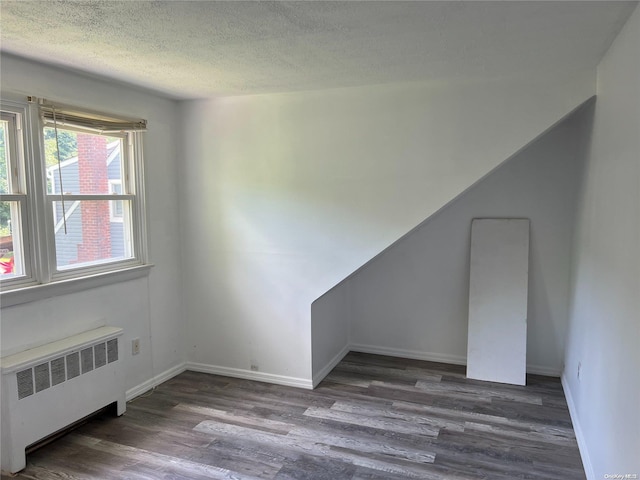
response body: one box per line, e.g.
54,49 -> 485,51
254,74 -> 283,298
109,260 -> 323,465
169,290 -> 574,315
1,1 -> 637,99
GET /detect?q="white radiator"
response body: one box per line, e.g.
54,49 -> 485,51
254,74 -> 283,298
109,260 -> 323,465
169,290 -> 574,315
0,326 -> 125,474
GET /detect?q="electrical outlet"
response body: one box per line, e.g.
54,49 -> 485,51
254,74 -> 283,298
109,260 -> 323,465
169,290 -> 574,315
250,360 -> 259,372
577,361 -> 582,380
132,338 -> 140,356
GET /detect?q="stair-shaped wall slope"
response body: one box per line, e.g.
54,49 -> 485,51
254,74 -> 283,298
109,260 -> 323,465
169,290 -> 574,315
312,98 -> 595,385
180,73 -> 595,385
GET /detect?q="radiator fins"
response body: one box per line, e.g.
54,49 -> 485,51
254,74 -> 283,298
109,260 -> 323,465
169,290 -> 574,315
15,339 -> 119,400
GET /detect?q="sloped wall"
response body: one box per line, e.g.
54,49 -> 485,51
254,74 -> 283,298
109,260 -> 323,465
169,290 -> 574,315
342,100 -> 592,376
180,72 -> 595,384
563,5 -> 640,478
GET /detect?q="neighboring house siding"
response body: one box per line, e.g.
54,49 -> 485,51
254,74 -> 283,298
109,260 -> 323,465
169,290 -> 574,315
51,160 -> 80,195
110,222 -> 125,258
51,161 -> 81,266
107,154 -> 120,179
54,206 -> 82,266
52,161 -> 79,224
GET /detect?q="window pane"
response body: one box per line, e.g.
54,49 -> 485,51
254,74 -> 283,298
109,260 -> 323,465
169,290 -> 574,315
0,201 -> 24,278
52,199 -> 133,270
108,180 -> 124,221
1,120 -> 9,194
44,128 -> 123,195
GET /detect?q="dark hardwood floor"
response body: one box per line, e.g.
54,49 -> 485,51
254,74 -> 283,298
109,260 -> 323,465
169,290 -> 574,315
3,352 -> 585,479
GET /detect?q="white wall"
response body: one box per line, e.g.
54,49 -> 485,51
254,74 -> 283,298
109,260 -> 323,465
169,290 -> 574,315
0,54 -> 185,393
563,6 -> 640,479
180,72 -> 595,384
311,282 -> 351,386
346,103 -> 591,376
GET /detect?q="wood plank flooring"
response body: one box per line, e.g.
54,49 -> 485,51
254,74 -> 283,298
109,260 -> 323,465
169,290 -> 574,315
2,352 -> 585,479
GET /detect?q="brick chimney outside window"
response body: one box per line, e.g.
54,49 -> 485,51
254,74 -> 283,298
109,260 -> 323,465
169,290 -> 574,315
76,133 -> 111,263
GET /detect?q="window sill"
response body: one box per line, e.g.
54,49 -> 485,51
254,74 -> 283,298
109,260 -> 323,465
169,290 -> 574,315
0,264 -> 153,308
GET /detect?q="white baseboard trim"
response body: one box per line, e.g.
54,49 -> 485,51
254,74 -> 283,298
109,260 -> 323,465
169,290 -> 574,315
186,362 -> 314,390
126,362 -> 187,401
127,351 -> 562,401
561,373 -> 594,480
526,364 -> 562,377
350,344 -> 467,366
350,344 -> 561,377
312,344 -> 350,388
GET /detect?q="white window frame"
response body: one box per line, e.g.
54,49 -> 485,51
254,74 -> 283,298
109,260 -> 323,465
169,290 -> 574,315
108,179 -> 124,223
1,104 -> 34,289
0,95 -> 150,307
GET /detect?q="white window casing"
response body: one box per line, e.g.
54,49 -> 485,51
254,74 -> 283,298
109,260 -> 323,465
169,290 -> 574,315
0,95 -> 151,306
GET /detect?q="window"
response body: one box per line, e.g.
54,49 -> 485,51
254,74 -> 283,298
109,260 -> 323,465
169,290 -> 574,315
0,110 -> 28,282
108,180 -> 124,222
0,96 -> 148,301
